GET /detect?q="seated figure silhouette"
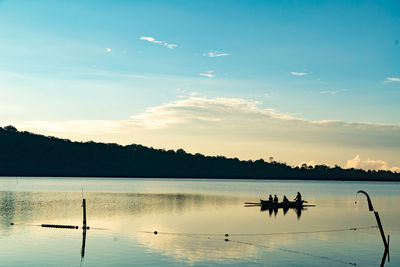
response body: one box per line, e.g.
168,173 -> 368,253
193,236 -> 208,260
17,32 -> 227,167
283,195 -> 289,203
294,192 -> 302,202
273,194 -> 278,203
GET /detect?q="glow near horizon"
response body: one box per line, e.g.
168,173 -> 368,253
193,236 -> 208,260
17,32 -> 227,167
0,0 -> 399,171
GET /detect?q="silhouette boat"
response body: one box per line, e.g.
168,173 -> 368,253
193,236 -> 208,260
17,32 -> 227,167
245,200 -> 312,208
261,200 -> 305,208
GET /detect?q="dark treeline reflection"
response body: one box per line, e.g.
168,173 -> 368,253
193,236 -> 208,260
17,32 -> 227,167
0,125 -> 399,180
0,191 -> 239,228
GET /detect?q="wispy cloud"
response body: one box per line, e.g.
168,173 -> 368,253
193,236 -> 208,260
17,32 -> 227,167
199,70 -> 215,78
290,72 -> 310,76
140,37 -> 162,43
175,88 -> 199,98
320,89 -> 347,95
105,48 -> 112,53
264,93 -> 273,98
203,51 -> 229,57
139,36 -> 177,49
386,77 -> 400,82
165,44 -> 177,49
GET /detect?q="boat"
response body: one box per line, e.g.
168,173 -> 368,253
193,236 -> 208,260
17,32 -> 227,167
259,200 -> 305,208
244,200 -> 312,209
244,199 -> 314,219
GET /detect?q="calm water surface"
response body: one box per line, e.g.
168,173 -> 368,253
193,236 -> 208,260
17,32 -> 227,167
0,177 -> 398,266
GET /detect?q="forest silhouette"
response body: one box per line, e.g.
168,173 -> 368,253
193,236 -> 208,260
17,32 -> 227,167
0,125 -> 399,181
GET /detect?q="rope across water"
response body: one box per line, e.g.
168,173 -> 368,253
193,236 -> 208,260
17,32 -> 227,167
141,225 -> 379,266
139,225 -> 378,237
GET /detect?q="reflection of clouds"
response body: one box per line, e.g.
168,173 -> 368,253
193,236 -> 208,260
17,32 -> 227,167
133,224 -> 309,264
135,229 -> 260,264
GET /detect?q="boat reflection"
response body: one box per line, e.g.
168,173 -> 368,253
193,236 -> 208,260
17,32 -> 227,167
259,205 -> 304,219
245,202 -> 309,219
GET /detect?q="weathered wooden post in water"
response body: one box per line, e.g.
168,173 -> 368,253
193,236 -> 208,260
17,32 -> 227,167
356,190 -> 389,265
81,198 -> 88,263
82,198 -> 87,229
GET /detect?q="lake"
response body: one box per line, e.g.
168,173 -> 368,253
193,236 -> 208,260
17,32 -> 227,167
0,177 -> 398,266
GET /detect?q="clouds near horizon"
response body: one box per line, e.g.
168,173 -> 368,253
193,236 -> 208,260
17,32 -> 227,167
12,97 -> 400,171
345,155 -> 400,172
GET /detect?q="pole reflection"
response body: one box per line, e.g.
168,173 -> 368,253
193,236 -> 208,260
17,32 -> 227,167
81,228 -> 87,265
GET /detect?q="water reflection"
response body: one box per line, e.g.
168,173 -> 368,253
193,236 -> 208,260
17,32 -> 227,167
0,179 -> 399,266
0,191 -> 16,230
381,248 -> 389,267
0,191 -> 240,226
245,205 -> 305,219
135,231 -> 260,264
81,228 -> 87,263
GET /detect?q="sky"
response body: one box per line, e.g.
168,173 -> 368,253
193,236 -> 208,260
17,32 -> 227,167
0,0 -> 399,171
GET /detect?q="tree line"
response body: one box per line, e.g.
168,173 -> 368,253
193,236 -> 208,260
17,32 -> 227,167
0,125 -> 399,181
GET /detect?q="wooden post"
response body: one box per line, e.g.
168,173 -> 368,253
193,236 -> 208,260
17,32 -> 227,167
374,211 -> 389,250
387,235 -> 390,262
82,199 -> 87,229
357,190 -> 390,260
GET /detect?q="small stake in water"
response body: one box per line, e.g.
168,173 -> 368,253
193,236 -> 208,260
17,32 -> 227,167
82,198 -> 88,230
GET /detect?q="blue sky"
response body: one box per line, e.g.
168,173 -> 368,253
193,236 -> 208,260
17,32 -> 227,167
0,0 -> 399,169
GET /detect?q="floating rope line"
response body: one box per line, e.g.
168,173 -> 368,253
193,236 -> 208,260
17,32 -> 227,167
9,223 -> 41,227
140,225 -> 378,237
88,227 -> 109,230
41,224 -> 79,229
140,231 -> 221,236
231,239 -> 358,266
230,225 -> 378,236
142,226 -> 372,266
10,223 -> 107,230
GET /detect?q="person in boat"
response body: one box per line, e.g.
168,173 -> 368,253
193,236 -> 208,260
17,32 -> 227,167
282,195 -> 289,203
294,192 -> 302,202
273,194 -> 278,203
268,194 -> 273,202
